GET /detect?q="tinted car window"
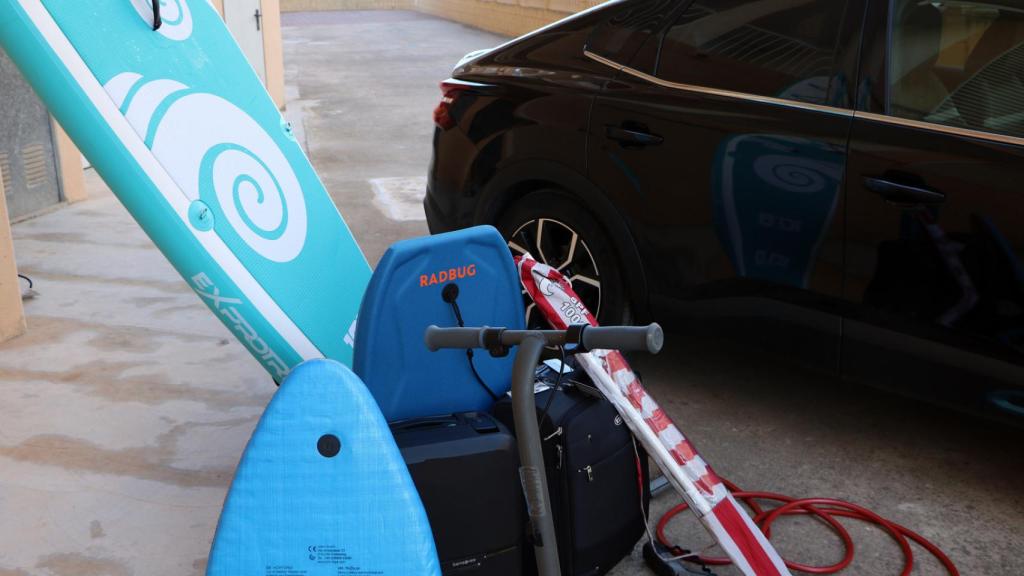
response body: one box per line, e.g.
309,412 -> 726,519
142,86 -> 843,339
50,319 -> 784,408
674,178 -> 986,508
890,0 -> 1024,139
586,0 -> 679,65
654,0 -> 847,105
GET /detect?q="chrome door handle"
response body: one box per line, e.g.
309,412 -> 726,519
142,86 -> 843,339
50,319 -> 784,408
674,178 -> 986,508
864,177 -> 945,205
605,125 -> 663,147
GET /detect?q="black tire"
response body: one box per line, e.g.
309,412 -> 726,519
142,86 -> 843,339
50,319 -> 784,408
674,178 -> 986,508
497,189 -> 628,329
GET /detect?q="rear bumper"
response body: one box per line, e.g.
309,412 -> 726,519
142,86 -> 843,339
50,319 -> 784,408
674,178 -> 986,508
426,128 -> 478,234
423,181 -> 454,234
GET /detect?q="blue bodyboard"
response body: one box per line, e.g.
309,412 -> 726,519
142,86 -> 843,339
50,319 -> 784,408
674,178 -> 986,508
207,359 -> 441,576
0,1 -> 371,378
354,226 -> 525,421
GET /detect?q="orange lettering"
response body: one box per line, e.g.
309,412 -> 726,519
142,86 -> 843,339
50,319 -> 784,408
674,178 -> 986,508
419,264 -> 478,287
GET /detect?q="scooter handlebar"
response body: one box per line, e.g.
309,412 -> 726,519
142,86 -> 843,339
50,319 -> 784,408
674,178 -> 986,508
582,324 -> 664,354
424,325 -> 488,351
424,323 -> 664,355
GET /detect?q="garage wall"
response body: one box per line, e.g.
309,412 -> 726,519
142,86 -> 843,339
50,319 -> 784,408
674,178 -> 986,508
0,50 -> 64,221
415,0 -> 599,36
283,0 -> 414,10
280,0 -> 602,36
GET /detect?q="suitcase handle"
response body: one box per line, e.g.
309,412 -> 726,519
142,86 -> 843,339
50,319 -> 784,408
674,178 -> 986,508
390,416 -> 459,431
424,323 -> 664,356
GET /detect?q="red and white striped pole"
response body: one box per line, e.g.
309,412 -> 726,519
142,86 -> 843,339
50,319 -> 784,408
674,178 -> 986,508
517,254 -> 790,576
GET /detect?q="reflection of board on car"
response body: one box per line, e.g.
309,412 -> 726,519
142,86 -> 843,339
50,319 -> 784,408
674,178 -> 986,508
493,359 -> 652,576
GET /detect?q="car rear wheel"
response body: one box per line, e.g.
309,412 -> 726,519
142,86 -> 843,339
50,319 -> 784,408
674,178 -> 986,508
497,190 -> 627,329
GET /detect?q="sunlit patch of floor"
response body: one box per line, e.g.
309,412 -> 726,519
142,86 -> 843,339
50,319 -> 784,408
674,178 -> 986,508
370,176 -> 428,221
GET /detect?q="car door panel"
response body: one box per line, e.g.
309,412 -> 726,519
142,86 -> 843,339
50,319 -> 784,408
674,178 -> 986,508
844,0 -> 1024,423
586,0 -> 864,372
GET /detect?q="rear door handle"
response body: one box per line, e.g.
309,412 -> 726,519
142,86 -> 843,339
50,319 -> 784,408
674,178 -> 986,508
606,125 -> 663,147
863,177 -> 945,205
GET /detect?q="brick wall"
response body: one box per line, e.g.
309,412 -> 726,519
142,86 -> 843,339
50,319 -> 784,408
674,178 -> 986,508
280,0 -> 603,36
283,0 -> 414,11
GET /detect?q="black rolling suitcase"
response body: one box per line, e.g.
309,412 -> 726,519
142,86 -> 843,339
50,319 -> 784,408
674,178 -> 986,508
390,412 -> 526,576
493,378 -> 650,576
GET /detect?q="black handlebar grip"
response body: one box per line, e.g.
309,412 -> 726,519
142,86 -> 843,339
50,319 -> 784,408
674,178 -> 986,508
581,323 -> 664,354
424,325 -> 487,351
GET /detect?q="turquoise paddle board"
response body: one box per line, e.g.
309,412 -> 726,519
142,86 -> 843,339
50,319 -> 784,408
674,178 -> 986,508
0,0 -> 371,378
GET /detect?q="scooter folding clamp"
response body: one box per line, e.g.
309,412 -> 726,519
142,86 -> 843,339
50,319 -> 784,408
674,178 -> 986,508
482,327 -> 509,358
564,324 -> 587,353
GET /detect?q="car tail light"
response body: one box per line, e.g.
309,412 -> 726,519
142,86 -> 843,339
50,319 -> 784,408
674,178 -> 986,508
433,81 -> 470,130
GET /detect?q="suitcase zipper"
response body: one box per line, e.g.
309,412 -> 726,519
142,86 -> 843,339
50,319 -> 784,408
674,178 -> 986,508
544,426 -> 563,442
544,426 -> 565,470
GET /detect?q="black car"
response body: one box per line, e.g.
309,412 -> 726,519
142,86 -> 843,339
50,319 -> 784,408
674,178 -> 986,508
425,0 -> 1024,425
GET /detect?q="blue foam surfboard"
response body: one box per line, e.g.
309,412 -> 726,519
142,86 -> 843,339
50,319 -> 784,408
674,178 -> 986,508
0,1 -> 371,378
207,359 -> 441,575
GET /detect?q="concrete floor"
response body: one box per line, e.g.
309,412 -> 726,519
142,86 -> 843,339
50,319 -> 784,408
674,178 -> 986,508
1,10 -> 1022,576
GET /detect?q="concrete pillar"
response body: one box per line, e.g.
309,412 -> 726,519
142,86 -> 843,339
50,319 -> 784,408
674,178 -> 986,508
0,165 -> 26,343
52,119 -> 87,204
262,0 -> 286,110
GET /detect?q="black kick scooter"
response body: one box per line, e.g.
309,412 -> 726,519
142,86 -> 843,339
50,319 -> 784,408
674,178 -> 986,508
425,322 -> 665,576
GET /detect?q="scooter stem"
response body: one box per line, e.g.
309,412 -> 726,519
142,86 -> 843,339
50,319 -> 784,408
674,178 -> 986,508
511,334 -> 562,576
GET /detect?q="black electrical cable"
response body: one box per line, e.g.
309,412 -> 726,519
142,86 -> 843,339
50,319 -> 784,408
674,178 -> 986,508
442,283 -> 500,402
466,351 -> 500,402
17,274 -> 33,289
537,345 -> 567,432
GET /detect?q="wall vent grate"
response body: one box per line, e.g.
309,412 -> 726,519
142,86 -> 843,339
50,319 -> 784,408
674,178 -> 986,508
0,152 -> 12,194
22,144 -> 49,189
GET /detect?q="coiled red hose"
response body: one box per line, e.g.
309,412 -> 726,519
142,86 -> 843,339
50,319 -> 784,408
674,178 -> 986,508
655,479 -> 960,575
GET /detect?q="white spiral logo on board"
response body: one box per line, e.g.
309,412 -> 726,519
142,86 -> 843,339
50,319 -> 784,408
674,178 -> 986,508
104,73 -> 308,263
130,0 -> 193,41
753,155 -> 841,194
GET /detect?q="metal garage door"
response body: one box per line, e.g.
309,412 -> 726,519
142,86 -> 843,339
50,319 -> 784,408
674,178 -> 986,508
0,49 -> 62,220
224,0 -> 267,84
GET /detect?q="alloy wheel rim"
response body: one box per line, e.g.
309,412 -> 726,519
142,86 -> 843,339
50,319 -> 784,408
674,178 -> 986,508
507,218 -> 602,329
